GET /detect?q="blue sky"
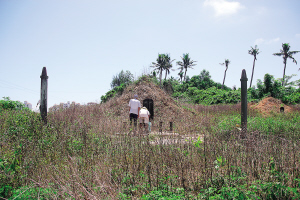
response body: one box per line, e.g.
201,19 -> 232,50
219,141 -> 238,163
1,0 -> 300,109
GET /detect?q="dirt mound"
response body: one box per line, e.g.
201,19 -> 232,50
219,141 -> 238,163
104,76 -> 189,122
250,97 -> 292,115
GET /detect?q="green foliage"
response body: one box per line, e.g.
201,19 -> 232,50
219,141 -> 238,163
0,109 -> 43,199
101,83 -> 127,103
0,97 -> 27,111
216,113 -> 300,136
162,76 -> 180,95
189,70 -> 217,90
172,70 -> 235,104
151,53 -> 170,86
111,70 -> 134,89
199,166 -> 300,199
9,186 -> 55,199
248,74 -> 300,104
273,43 -> 300,86
102,75 -> 160,103
102,68 -> 300,105
173,86 -> 240,105
141,185 -> 186,199
176,53 -> 197,82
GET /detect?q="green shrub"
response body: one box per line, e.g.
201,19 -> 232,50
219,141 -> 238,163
10,186 -> 56,199
0,97 -> 27,111
141,185 -> 187,200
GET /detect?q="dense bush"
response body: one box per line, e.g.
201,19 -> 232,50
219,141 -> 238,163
0,108 -> 42,198
0,97 -> 27,111
172,72 -> 300,105
248,74 -> 300,104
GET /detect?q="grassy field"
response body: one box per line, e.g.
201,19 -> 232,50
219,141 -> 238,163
1,102 -> 300,199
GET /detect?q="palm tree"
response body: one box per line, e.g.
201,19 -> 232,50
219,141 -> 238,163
164,54 -> 175,80
178,69 -> 184,83
176,53 -> 197,82
220,59 -> 230,89
151,54 -> 166,87
273,43 -> 300,86
248,45 -> 260,88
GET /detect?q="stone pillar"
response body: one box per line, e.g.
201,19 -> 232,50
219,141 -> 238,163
240,69 -> 248,138
40,67 -> 48,124
159,121 -> 163,133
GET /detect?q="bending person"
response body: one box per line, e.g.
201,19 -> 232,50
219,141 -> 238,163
139,107 -> 150,134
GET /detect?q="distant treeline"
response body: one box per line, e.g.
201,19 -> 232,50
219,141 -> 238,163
101,69 -> 300,105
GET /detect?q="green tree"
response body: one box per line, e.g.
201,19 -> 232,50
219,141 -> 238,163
199,69 -> 211,80
189,69 -> 214,90
248,45 -> 260,88
280,74 -> 297,87
220,59 -> 230,89
164,54 -> 175,80
176,53 -> 197,82
110,70 -> 134,89
273,43 -> 300,86
263,73 -> 273,95
178,70 -> 184,83
151,54 -> 167,87
0,97 -> 26,110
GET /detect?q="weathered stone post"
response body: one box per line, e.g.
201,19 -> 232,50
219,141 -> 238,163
240,69 -> 248,138
159,121 -> 163,133
40,67 -> 48,124
170,122 -> 173,132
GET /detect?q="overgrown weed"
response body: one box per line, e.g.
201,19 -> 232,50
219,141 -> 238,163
1,100 -> 300,199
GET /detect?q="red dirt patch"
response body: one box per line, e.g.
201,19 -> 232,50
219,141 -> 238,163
250,97 -> 292,115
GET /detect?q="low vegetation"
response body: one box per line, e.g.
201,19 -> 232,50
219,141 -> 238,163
1,77 -> 300,199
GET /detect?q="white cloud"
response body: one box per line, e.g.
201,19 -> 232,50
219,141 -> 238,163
254,37 -> 280,45
254,38 -> 265,45
267,37 -> 280,44
203,0 -> 245,17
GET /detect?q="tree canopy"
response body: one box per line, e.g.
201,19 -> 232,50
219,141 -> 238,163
110,70 -> 134,89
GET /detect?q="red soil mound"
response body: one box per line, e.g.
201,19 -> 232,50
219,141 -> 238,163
250,97 -> 292,115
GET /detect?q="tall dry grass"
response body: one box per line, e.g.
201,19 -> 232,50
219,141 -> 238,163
1,101 -> 300,199
38,104 -> 300,197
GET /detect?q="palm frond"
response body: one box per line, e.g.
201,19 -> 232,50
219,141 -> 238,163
248,45 -> 260,56
289,51 -> 300,55
273,53 -> 284,56
288,55 -> 298,64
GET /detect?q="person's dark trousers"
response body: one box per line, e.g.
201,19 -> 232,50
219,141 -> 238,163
130,113 -> 138,128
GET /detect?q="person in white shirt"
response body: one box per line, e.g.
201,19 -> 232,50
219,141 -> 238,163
139,107 -> 150,133
128,94 -> 141,130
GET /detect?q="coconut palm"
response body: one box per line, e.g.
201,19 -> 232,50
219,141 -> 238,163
178,69 -> 184,83
248,45 -> 260,88
273,43 -> 300,86
176,53 -> 197,82
164,54 -> 175,80
151,54 -> 166,87
220,59 -> 230,89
